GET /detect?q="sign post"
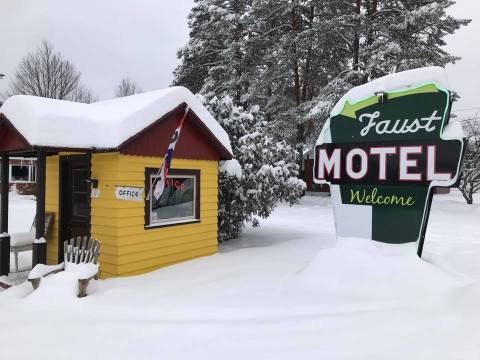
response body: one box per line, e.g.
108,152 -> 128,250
314,81 -> 465,255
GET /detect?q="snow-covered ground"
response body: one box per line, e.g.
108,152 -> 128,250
7,191 -> 35,274
1,191 -> 479,359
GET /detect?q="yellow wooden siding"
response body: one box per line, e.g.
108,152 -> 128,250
91,153 -> 218,278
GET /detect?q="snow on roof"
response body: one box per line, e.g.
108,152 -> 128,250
0,86 -> 233,155
331,66 -> 450,116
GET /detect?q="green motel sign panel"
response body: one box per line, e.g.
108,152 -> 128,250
314,82 -> 465,255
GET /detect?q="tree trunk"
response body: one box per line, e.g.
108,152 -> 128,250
301,5 -> 315,103
363,0 -> 378,83
291,6 -> 301,107
291,5 -> 304,170
353,0 -> 361,72
296,123 -> 305,174
460,181 -> 474,205
266,84 -> 273,122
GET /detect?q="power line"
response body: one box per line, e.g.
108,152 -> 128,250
452,107 -> 480,112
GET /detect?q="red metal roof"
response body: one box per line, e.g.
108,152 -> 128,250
0,114 -> 30,152
119,105 -> 229,160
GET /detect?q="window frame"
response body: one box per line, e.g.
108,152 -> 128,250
9,164 -> 36,183
71,168 -> 90,218
144,168 -> 201,229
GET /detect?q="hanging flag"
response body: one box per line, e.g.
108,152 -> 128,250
151,106 -> 190,200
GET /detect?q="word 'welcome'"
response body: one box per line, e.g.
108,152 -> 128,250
349,187 -> 415,207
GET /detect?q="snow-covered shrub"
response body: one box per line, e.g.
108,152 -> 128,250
460,117 -> 480,204
202,95 -> 305,241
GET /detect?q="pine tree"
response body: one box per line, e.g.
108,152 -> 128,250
174,0 -> 232,94
340,0 -> 470,84
242,0 -> 348,166
175,0 -> 469,158
175,0 -> 349,166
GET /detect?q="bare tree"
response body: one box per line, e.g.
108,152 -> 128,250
2,40 -> 96,103
72,85 -> 97,104
459,116 -> 480,204
114,77 -> 142,97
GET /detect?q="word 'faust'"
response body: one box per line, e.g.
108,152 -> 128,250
317,145 -> 451,182
359,110 -> 442,137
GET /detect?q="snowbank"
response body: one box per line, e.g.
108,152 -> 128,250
28,263 -> 64,279
28,260 -> 98,280
65,262 -> 99,279
1,192 -> 479,359
298,237 -> 467,302
0,86 -> 233,154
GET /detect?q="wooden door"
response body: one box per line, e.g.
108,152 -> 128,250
59,155 -> 91,262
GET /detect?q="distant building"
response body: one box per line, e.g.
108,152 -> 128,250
3,157 -> 37,194
302,147 -> 329,194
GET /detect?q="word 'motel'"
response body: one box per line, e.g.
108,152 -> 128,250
314,81 -> 465,256
317,143 -> 451,183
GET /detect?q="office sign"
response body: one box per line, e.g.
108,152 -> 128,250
115,186 -> 144,202
314,83 -> 465,254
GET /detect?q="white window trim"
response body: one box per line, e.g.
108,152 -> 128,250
9,164 -> 37,184
148,174 -> 197,226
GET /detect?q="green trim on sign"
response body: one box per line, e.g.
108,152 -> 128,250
340,97 -> 378,118
335,82 -> 447,119
388,83 -> 439,99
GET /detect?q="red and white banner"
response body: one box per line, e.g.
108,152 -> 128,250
152,106 -> 190,200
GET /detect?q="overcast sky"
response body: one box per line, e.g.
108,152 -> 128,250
0,0 -> 478,117
0,0 -> 194,100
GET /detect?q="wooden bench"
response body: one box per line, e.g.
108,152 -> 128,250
28,236 -> 100,298
10,212 -> 54,272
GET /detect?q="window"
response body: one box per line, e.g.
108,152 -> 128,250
11,166 -> 29,182
145,168 -> 200,228
72,168 -> 90,217
9,158 -> 37,183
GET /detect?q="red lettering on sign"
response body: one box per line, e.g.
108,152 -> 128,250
165,178 -> 188,191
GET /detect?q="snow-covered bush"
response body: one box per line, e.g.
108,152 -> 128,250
202,95 -> 305,241
460,117 -> 480,204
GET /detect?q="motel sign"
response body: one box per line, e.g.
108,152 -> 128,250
314,79 -> 465,256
